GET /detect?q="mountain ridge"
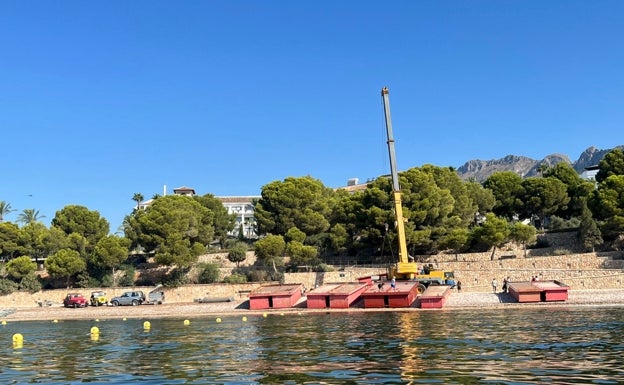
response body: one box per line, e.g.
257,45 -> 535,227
456,145 -> 624,182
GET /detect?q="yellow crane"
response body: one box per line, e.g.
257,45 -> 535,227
381,87 -> 419,280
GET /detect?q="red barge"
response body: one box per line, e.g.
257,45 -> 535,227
306,282 -> 368,309
508,280 -> 569,303
248,284 -> 303,310
418,285 -> 452,309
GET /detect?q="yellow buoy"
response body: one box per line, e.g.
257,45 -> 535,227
90,334 -> 99,342
122,317 -> 127,321
143,321 -> 151,330
183,319 -> 190,326
263,312 -> 268,318
53,320 -> 58,323
2,320 -> 7,325
216,318 -> 222,323
95,319 -> 100,322
12,334 -> 24,344
90,326 -> 100,335
280,312 -> 284,316
242,316 -> 247,322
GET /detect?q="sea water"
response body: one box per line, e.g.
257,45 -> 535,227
1,306 -> 622,384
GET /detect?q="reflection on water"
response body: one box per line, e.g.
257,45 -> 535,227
1,307 -> 623,384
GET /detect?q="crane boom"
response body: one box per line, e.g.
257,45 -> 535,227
381,87 -> 418,279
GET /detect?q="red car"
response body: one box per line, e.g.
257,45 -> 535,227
63,293 -> 88,308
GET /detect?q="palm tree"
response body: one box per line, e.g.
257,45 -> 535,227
17,208 -> 45,225
0,201 -> 16,222
132,193 -> 144,212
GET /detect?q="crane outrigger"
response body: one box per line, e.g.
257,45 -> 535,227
381,87 -> 419,280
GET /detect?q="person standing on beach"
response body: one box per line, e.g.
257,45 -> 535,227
492,278 -> 498,293
502,277 -> 508,293
457,280 -> 462,292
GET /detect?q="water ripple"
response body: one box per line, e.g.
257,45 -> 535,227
0,307 -> 622,384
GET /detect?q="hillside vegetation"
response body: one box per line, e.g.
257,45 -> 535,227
1,149 -> 624,293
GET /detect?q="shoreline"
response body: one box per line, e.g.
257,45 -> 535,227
2,288 -> 624,322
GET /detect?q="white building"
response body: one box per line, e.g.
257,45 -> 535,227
580,165 -> 600,182
217,196 -> 261,238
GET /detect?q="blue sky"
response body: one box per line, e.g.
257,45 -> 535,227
1,1 -> 622,232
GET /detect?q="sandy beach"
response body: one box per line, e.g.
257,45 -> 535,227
2,288 -> 623,322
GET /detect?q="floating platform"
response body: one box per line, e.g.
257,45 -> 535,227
306,282 -> 368,309
360,281 -> 419,308
248,284 -> 303,310
508,280 -> 569,303
418,285 -> 452,309
533,280 -> 570,302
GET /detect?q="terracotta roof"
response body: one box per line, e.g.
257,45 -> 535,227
174,186 -> 195,193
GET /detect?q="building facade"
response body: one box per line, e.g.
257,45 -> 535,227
217,196 -> 261,239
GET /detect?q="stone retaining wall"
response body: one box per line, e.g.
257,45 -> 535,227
2,249 -> 623,308
282,251 -> 624,293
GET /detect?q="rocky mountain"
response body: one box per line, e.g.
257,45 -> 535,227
456,145 -> 624,182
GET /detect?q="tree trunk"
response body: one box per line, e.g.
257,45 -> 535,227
490,247 -> 497,261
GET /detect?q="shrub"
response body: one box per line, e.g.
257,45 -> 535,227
162,268 -> 190,288
19,272 -> 42,293
552,248 -> 571,256
247,269 -> 269,282
100,274 -> 114,287
223,273 -> 247,284
119,266 -> 136,287
0,278 -> 18,295
196,263 -> 219,284
315,263 -> 334,272
549,216 -> 581,230
75,272 -> 97,288
528,237 -> 550,249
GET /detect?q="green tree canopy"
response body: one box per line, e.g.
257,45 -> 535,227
0,201 -> 16,222
544,162 -> 595,218
0,222 -> 26,259
52,205 -> 110,253
194,194 -> 236,245
6,255 -> 37,280
589,174 -> 624,239
520,177 -> 570,226
284,227 -> 306,243
45,248 -> 87,287
254,234 -> 285,271
90,235 -> 130,271
132,193 -> 144,211
471,213 -> 510,258
255,176 -> 332,237
596,148 -> 624,183
465,181 -> 496,218
18,223 -> 67,264
509,222 -> 537,257
483,171 -> 525,220
286,241 -> 318,267
17,209 -> 45,226
227,242 -> 248,267
125,195 -> 215,267
578,200 -> 602,252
